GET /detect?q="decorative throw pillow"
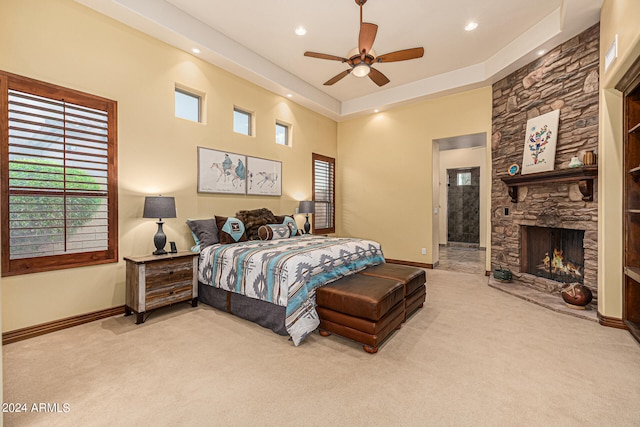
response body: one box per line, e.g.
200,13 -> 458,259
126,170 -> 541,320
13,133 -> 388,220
235,208 -> 278,240
215,216 -> 248,244
186,218 -> 219,251
258,224 -> 291,241
274,215 -> 300,236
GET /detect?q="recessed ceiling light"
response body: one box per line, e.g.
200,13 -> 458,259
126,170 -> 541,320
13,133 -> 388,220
464,22 -> 478,32
286,94 -> 293,98
295,26 -> 307,36
537,49 -> 546,56
374,109 -> 379,113
191,48 -> 200,54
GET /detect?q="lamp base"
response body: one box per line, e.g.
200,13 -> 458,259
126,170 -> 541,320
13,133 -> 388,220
304,214 -> 311,234
153,221 -> 167,255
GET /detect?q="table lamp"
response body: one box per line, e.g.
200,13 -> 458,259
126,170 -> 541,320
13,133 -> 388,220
143,196 -> 177,255
298,200 -> 315,234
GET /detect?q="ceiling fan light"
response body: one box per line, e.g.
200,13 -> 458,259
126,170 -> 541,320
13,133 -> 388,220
352,63 -> 370,77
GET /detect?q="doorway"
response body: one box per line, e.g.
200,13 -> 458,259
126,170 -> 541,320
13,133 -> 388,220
433,133 -> 487,274
447,167 -> 480,245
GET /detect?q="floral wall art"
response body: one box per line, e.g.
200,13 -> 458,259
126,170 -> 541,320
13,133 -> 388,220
520,109 -> 560,175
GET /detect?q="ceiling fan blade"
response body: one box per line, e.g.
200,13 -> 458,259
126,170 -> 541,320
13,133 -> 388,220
376,47 -> 425,63
368,67 -> 390,87
324,70 -> 351,86
358,23 -> 378,58
304,52 -> 348,62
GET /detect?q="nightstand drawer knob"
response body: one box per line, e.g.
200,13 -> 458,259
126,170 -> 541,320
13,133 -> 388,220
169,290 -> 174,295
169,271 -> 174,275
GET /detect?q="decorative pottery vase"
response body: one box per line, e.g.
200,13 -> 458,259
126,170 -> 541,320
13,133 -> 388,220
569,156 -> 584,168
561,283 -> 593,309
583,150 -> 596,165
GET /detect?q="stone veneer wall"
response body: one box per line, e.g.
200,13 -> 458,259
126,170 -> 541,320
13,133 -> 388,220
491,24 -> 600,302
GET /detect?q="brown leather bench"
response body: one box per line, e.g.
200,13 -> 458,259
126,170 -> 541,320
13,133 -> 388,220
316,274 -> 405,354
358,263 -> 427,320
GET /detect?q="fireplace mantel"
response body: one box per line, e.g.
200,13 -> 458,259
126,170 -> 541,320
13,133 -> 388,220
500,166 -> 598,203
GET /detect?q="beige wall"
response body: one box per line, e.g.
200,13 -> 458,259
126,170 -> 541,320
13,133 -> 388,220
598,0 -> 640,317
337,87 -> 493,265
0,0 -> 337,331
438,146 -> 488,248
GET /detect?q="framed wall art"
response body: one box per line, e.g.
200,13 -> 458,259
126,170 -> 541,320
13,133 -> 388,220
520,109 -> 560,175
197,147 -> 247,194
247,156 -> 282,196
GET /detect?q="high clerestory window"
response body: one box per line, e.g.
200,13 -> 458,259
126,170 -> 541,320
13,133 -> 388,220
233,107 -> 253,136
275,121 -> 289,146
175,87 -> 201,123
1,71 -> 118,276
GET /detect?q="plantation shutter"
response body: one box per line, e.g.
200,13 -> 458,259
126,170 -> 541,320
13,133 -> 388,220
1,72 -> 118,276
312,153 -> 335,234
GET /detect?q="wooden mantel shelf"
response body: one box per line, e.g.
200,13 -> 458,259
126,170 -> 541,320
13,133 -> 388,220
500,165 -> 598,203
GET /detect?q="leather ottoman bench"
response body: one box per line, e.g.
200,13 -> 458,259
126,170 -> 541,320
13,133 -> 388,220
316,274 -> 405,353
358,263 -> 427,320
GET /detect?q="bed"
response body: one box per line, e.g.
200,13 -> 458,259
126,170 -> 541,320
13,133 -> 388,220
197,235 -> 385,345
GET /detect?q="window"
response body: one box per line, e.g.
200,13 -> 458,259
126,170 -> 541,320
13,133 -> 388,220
174,87 -> 201,122
457,171 -> 472,186
312,153 -> 335,234
275,122 -> 289,146
1,71 -> 118,276
233,107 -> 252,136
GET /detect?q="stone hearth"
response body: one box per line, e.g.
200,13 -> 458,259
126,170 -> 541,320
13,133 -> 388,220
488,276 -> 597,322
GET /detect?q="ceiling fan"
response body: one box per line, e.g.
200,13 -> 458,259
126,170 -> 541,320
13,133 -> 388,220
304,0 -> 424,87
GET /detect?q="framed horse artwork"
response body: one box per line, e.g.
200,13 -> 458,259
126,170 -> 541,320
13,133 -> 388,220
247,156 -> 282,196
197,147 -> 247,194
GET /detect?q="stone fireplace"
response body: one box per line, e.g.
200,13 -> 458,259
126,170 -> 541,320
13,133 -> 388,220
521,226 -> 585,285
491,197 -> 597,303
490,24 -> 599,306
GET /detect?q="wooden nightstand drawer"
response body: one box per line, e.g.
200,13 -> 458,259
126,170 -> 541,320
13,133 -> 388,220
145,281 -> 193,310
124,251 -> 199,324
145,259 -> 193,289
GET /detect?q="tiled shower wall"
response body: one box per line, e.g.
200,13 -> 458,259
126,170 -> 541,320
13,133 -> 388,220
447,167 -> 480,244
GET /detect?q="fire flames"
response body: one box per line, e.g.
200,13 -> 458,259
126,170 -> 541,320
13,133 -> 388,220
542,248 -> 582,278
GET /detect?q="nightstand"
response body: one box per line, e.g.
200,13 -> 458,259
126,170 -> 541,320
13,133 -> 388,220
124,251 -> 199,324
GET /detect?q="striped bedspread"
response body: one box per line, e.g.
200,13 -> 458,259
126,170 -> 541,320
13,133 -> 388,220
198,235 -> 385,345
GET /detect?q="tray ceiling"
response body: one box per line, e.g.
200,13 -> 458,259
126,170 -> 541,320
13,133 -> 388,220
76,0 -> 602,120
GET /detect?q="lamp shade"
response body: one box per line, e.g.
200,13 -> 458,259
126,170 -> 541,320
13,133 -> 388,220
143,196 -> 177,220
298,200 -> 315,214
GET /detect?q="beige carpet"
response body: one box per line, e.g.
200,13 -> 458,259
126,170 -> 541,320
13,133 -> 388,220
4,269 -> 640,426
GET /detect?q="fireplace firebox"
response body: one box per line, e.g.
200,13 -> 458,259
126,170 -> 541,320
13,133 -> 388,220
521,226 -> 585,284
